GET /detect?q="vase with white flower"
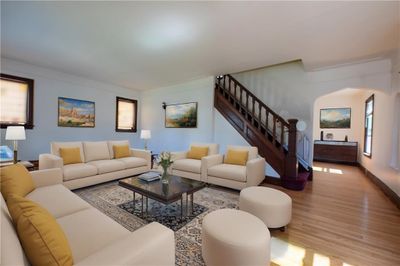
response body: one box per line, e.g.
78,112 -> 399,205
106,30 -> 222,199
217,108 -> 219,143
157,152 -> 174,184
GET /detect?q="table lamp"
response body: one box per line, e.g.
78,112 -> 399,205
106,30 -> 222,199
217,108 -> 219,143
5,126 -> 26,163
140,130 -> 151,150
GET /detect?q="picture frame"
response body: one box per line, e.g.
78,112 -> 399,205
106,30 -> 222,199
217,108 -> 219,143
165,102 -> 198,128
58,97 -> 95,127
320,108 -> 351,129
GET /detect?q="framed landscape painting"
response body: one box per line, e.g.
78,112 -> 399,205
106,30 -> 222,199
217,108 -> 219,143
320,108 -> 351,129
165,102 -> 197,128
58,97 -> 95,127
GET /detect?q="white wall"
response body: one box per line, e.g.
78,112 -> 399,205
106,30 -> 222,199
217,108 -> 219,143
0,58 -> 142,160
140,77 -> 215,153
312,89 -> 364,159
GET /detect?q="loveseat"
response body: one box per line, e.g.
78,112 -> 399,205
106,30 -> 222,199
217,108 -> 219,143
39,140 -> 151,190
1,168 -> 175,266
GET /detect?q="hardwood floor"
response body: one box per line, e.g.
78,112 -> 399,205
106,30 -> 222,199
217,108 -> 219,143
264,162 -> 400,266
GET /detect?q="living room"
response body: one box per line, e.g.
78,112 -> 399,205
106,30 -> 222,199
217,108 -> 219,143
1,1 -> 399,266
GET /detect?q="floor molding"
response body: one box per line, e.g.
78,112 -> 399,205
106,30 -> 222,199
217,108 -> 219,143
359,164 -> 400,209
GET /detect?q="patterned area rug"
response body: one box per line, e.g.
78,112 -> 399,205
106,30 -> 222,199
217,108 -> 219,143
73,181 -> 240,265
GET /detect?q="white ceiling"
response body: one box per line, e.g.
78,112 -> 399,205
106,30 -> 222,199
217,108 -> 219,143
1,1 -> 399,90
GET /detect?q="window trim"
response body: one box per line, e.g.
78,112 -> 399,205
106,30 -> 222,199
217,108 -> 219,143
363,94 -> 374,158
0,73 -> 34,129
115,96 -> 137,133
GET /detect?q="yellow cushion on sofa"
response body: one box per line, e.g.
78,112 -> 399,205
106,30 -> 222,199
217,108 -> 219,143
224,149 -> 249,166
0,163 -> 34,201
113,145 -> 131,159
59,147 -> 82,165
187,146 -> 209,160
7,194 -> 73,266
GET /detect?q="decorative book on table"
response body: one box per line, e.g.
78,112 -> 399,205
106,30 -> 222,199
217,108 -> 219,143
138,171 -> 161,182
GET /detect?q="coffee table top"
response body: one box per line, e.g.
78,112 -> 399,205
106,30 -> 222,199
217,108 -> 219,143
119,175 -> 206,204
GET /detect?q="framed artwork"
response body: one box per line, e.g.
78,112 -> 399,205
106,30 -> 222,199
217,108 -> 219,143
58,97 -> 95,127
165,102 -> 198,128
115,96 -> 137,132
320,108 -> 351,129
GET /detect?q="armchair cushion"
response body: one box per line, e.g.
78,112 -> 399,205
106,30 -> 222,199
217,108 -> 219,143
190,143 -> 219,155
173,159 -> 201,174
207,164 -> 247,182
227,145 -> 258,160
187,146 -> 209,160
224,149 -> 249,166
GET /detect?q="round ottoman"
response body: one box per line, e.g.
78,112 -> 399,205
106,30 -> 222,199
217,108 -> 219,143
201,209 -> 270,266
239,186 -> 292,229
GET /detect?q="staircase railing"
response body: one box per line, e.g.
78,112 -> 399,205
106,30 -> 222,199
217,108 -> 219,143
215,74 -> 298,178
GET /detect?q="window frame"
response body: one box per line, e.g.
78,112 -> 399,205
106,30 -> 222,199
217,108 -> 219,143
0,73 -> 34,129
115,96 -> 138,133
363,94 -> 374,158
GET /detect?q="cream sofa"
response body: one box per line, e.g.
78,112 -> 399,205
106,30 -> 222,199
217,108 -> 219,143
171,143 -> 219,181
203,145 -> 266,190
1,168 -> 175,266
39,140 -> 151,190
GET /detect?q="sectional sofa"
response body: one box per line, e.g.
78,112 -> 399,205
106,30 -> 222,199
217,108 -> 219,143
39,140 -> 151,190
1,168 -> 175,266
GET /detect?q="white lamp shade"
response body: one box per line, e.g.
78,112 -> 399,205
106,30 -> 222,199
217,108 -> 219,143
296,120 -> 307,132
140,130 -> 151,140
5,126 -> 26,140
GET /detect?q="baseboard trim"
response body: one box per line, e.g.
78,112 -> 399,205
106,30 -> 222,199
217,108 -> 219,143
263,175 -> 281,186
359,164 -> 400,209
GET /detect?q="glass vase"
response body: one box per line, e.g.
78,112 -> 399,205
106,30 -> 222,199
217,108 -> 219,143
161,166 -> 169,184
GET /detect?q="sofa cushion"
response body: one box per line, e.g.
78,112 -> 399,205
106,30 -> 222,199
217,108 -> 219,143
208,164 -> 247,182
63,163 -> 98,181
0,163 -> 35,201
83,141 -> 111,162
51,141 -> 85,162
172,159 -> 201,174
60,147 -> 83,165
57,208 -> 128,262
113,145 -> 131,159
26,184 -> 91,218
7,195 -> 73,266
1,194 -> 29,266
108,140 -> 130,158
117,157 -> 147,169
87,160 -> 126,174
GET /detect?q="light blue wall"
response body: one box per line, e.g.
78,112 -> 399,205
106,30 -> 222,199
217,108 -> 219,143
141,77 -> 215,153
0,58 -> 142,160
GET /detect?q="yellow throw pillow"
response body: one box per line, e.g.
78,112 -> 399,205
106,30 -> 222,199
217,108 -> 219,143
0,163 -> 34,201
187,146 -> 209,160
113,145 -> 131,159
224,149 -> 249,166
7,195 -> 73,266
59,147 -> 82,165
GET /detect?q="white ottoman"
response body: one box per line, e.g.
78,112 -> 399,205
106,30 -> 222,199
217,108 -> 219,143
201,209 -> 270,266
239,186 -> 292,230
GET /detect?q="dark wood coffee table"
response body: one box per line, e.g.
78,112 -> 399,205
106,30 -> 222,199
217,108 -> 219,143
118,175 -> 206,219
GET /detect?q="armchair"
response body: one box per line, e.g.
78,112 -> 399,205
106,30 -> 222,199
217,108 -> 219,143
205,145 -> 266,190
171,143 -> 219,181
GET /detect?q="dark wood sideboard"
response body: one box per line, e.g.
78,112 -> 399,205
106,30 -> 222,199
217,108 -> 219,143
313,141 -> 358,165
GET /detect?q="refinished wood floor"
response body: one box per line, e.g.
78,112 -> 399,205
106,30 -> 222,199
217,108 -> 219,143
264,162 -> 400,266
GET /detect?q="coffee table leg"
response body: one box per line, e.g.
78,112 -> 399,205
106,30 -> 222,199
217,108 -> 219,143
191,193 -> 194,215
133,192 -> 136,214
141,195 -> 144,217
146,196 -> 148,216
186,193 -> 189,215
181,196 -> 183,220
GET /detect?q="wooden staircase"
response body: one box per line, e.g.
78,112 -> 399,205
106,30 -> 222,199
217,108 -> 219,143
214,74 -> 311,190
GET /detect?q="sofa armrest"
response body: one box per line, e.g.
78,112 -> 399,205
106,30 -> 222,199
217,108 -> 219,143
39,153 -> 63,170
171,151 -> 188,161
246,157 -> 266,187
74,222 -> 175,266
30,168 -> 63,188
131,148 -> 151,170
201,154 -> 224,182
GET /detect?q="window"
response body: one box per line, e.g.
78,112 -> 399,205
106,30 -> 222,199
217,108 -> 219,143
116,97 -> 137,132
0,74 -> 34,129
363,94 -> 374,157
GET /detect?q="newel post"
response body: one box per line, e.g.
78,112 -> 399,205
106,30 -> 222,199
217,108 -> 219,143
285,119 -> 298,178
